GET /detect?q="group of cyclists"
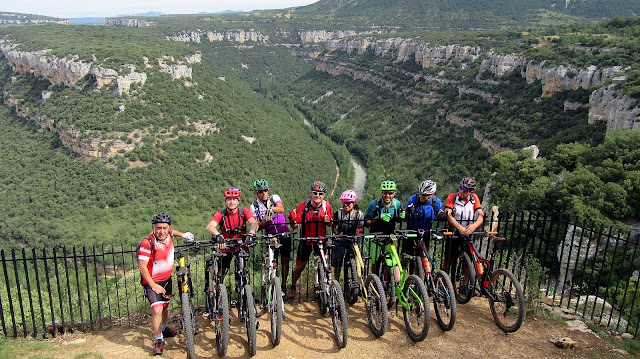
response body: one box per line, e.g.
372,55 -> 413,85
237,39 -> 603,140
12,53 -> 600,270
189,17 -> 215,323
138,176 -> 483,355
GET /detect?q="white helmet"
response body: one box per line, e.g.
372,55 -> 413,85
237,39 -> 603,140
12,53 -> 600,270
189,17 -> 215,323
418,180 -> 437,195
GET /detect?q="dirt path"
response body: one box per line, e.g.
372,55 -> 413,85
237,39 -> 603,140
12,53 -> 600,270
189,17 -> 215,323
27,298 -> 625,359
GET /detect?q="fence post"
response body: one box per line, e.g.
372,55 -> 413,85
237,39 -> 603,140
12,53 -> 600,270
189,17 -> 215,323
73,246 -> 84,332
53,247 -> 66,334
32,248 -> 46,338
0,249 -> 10,337
43,247 -> 57,337
11,249 -> 27,337
22,248 -> 37,338
83,245 -> 94,331
62,247 -> 75,330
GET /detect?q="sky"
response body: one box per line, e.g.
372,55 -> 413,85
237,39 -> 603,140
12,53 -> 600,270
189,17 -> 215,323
1,0 -> 320,18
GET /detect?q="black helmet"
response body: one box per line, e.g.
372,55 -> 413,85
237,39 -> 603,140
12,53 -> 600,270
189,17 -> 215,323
310,180 -> 327,193
152,212 -> 172,225
460,177 -> 477,190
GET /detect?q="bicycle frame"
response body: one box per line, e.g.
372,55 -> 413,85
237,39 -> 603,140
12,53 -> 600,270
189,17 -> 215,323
456,231 -> 501,296
381,234 -> 423,311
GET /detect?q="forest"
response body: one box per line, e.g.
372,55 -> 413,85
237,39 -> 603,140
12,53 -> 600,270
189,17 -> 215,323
0,1 -> 639,251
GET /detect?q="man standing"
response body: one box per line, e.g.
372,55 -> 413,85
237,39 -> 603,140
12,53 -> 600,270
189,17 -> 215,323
287,180 -> 333,299
138,212 -> 194,355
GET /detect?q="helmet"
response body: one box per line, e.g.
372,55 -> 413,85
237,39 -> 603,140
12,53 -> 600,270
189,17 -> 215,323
460,177 -> 477,190
310,180 -> 327,193
380,180 -> 397,191
151,212 -> 172,225
224,187 -> 241,199
418,180 -> 437,195
339,190 -> 357,203
253,179 -> 269,191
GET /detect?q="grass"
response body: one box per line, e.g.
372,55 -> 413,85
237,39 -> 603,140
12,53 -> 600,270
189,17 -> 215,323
0,336 -> 54,359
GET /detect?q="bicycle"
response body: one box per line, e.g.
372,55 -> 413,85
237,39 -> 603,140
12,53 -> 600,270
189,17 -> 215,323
225,235 -> 259,356
296,236 -> 348,348
397,229 -> 456,331
201,239 -> 230,357
371,233 -> 430,342
257,233 -> 287,347
444,231 -> 525,333
173,245 -> 200,359
326,234 -> 388,337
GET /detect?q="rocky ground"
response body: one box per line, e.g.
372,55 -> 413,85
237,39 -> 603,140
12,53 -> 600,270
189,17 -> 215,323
17,297 -> 633,359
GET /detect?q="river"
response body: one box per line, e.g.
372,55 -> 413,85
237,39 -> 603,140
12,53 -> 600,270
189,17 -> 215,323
301,116 -> 367,197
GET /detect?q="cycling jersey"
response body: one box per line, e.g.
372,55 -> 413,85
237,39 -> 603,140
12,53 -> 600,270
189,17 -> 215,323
365,197 -> 402,235
445,192 -> 482,228
212,208 -> 255,252
138,231 -> 175,285
406,194 -> 443,231
291,199 -> 333,238
250,194 -> 290,235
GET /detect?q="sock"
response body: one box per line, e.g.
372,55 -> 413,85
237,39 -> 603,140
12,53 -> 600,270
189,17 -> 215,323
154,334 -> 163,342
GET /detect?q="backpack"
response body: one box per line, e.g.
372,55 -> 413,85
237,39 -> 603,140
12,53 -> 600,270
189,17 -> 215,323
335,208 -> 364,235
220,208 -> 246,234
374,197 -> 401,216
412,193 -> 438,219
137,235 -> 155,255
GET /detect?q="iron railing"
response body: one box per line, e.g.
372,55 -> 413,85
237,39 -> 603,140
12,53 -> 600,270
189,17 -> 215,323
0,210 -> 638,338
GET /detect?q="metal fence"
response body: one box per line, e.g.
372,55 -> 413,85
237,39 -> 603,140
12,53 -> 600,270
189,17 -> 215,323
0,210 -> 638,338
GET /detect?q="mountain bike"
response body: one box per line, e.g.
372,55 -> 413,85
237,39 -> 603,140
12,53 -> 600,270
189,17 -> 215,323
174,243 -> 204,359
296,236 -> 348,348
371,233 -> 430,342
397,229 -> 456,331
326,234 -> 388,337
201,239 -> 230,357
444,231 -> 525,333
226,236 -> 259,356
257,233 -> 286,347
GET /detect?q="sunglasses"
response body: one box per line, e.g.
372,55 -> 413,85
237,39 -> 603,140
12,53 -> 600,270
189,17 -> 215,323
312,191 -> 325,196
342,202 -> 354,206
225,197 -> 239,201
257,189 -> 268,194
382,191 -> 395,195
460,186 -> 475,193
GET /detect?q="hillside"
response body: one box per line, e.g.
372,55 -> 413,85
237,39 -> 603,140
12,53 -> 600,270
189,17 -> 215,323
1,3 -> 639,247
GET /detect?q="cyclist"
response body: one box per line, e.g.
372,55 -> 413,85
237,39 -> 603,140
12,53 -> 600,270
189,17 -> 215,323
249,178 -> 291,292
206,187 -> 259,280
404,180 -> 444,254
331,189 -> 365,280
287,180 -> 333,300
365,180 -> 404,270
137,212 -> 194,356
442,177 -> 484,271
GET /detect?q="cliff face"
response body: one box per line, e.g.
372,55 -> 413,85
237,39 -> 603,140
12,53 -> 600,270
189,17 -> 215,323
0,42 -> 200,93
167,30 -> 269,43
314,37 -> 638,132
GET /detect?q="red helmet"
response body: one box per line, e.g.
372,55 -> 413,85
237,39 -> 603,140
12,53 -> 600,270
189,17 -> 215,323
224,187 -> 241,199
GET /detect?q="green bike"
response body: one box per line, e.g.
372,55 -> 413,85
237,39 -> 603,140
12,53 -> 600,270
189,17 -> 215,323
371,233 -> 430,342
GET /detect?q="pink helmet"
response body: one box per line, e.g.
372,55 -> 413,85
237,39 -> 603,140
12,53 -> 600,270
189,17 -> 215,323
340,190 -> 357,203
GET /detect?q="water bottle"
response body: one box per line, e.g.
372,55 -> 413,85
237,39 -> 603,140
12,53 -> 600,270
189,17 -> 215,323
422,257 -> 431,273
475,261 -> 484,276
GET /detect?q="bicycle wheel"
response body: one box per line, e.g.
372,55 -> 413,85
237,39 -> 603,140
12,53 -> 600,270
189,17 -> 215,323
453,252 -> 475,304
364,273 -> 388,337
402,274 -> 430,342
317,264 -> 328,315
180,290 -> 197,359
374,256 -> 396,310
244,284 -> 258,356
216,284 -> 230,357
269,276 -> 283,346
329,279 -> 349,348
488,268 -> 525,333
432,270 -> 456,331
344,257 -> 359,305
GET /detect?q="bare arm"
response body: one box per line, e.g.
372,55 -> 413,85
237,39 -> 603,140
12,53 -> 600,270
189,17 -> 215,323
206,220 -> 220,236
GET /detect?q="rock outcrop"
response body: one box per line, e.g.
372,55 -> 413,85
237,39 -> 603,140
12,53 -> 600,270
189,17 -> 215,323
104,18 -> 154,27
589,86 -> 640,130
167,30 -> 268,43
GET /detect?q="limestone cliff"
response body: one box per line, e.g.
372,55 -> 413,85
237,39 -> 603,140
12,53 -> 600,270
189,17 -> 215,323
313,37 -> 639,132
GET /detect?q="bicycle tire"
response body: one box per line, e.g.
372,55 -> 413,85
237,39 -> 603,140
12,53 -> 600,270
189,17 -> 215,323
374,256 -> 396,310
453,252 -> 475,304
364,273 -> 388,337
216,284 -> 230,357
344,257 -> 359,305
402,274 -> 430,342
270,277 -> 283,346
330,279 -> 349,348
433,270 -> 456,331
488,268 -> 525,333
180,290 -> 197,359
317,263 -> 328,315
244,284 -> 258,356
